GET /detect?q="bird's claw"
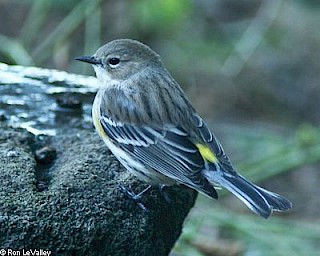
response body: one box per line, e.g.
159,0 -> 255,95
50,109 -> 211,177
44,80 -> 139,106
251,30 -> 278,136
158,184 -> 172,203
119,184 -> 152,211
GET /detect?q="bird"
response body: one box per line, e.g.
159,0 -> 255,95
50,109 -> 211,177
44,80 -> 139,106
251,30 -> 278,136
76,39 -> 292,218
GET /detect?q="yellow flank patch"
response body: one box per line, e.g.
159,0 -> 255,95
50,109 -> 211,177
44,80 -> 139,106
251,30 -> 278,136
92,108 -> 107,139
95,117 -> 107,139
196,144 -> 218,163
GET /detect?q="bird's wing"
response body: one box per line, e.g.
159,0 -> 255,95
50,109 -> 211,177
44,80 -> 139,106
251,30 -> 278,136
192,114 -> 235,174
99,114 -> 218,198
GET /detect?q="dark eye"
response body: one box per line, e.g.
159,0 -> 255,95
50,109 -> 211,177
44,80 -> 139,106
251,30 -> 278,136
108,57 -> 120,67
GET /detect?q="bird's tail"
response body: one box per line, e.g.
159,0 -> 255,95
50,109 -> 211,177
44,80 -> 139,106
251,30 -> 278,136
203,170 -> 292,218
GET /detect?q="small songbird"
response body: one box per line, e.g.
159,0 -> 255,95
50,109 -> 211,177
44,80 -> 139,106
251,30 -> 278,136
76,39 -> 292,218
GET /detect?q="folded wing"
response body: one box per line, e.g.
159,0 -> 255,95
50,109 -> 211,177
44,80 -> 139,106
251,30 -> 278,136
100,114 -> 218,198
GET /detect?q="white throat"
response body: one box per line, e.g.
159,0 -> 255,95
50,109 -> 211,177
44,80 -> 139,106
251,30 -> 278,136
93,65 -> 119,86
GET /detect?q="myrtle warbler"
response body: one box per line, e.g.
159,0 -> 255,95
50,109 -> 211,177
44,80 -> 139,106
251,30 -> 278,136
76,39 -> 292,218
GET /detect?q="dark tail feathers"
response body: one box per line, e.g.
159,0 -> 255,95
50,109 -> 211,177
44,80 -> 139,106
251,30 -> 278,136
207,172 -> 292,218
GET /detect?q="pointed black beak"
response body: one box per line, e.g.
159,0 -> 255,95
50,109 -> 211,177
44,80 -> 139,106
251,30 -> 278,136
75,55 -> 102,65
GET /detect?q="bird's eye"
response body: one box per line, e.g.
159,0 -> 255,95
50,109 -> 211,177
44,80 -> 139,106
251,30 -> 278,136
108,57 -> 120,68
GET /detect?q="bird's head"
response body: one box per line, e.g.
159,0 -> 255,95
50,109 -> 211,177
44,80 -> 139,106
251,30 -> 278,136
76,39 -> 162,83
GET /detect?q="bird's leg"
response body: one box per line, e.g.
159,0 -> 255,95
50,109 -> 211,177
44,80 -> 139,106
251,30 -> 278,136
158,184 -> 171,203
119,184 -> 152,211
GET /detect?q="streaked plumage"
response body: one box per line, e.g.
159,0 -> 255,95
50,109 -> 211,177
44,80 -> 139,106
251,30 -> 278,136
76,39 -> 292,218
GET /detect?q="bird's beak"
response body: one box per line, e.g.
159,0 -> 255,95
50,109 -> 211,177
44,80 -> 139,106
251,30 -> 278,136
75,55 -> 102,65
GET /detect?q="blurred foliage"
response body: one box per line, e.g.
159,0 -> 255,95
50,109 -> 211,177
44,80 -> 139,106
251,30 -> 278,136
1,0 -> 320,255
205,122 -> 320,186
174,199 -> 320,256
131,0 -> 191,34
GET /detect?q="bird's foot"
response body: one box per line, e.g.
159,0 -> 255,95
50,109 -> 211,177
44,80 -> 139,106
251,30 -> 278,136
158,184 -> 172,203
119,184 -> 152,211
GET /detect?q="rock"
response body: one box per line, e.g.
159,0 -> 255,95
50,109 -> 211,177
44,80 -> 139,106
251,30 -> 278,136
0,123 -> 197,256
35,145 -> 57,164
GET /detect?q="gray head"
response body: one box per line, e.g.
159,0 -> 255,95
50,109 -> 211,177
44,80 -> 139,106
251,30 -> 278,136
76,39 -> 162,82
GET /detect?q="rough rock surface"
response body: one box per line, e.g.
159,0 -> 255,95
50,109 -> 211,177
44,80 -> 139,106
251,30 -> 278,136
0,124 -> 197,255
